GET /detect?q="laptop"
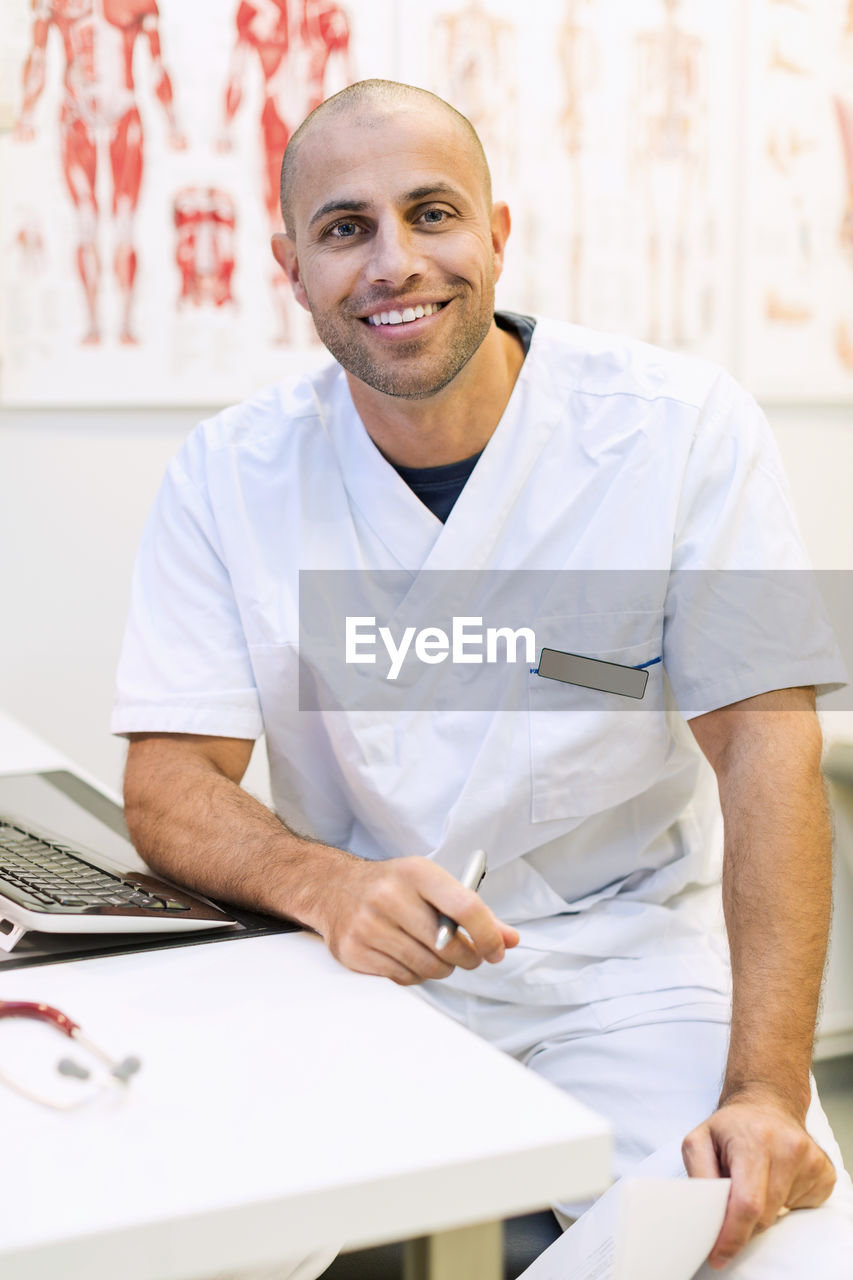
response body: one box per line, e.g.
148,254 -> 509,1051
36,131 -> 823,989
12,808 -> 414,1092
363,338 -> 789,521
0,770 -> 238,952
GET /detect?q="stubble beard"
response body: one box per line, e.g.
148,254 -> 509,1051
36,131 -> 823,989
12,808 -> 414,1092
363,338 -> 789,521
309,289 -> 495,401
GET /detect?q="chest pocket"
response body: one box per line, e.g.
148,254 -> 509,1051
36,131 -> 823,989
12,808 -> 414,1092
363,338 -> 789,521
528,613 -> 668,823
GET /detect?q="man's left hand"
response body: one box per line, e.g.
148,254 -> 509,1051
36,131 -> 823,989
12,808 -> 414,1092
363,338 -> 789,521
681,1084 -> 836,1270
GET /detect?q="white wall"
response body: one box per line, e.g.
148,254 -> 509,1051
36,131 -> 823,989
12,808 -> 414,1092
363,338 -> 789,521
0,408 -> 204,794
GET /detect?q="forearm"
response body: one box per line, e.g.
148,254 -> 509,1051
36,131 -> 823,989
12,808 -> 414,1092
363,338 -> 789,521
717,716 -> 832,1116
123,741 -> 355,931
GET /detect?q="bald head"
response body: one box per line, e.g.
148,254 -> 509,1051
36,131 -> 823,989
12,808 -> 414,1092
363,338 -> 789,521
279,79 -> 493,236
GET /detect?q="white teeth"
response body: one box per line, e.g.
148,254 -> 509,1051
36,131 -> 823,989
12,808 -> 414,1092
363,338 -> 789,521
367,302 -> 445,326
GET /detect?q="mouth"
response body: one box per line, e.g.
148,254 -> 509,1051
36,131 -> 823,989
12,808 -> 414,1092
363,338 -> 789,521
360,300 -> 450,329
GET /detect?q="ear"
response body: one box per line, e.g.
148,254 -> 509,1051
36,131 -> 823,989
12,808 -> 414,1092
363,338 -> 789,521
271,232 -> 311,313
490,202 -> 511,284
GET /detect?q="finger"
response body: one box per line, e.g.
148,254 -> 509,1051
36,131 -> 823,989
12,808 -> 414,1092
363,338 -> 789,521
363,868 -> 459,956
384,926 -> 458,983
413,862 -> 508,961
682,1125 -> 722,1178
358,946 -> 424,987
709,1151 -> 770,1270
754,1127 -> 813,1231
785,1147 -> 837,1209
435,931 -> 483,971
450,895 -> 508,961
759,1161 -> 797,1232
337,904 -> 455,983
762,1134 -> 835,1225
441,918 -> 518,963
356,867 -> 483,972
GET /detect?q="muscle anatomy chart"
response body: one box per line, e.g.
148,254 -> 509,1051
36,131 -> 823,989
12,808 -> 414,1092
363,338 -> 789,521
1,0 -> 392,405
173,186 -> 236,308
1,0 -> 852,404
14,0 -> 186,347
218,0 -> 354,343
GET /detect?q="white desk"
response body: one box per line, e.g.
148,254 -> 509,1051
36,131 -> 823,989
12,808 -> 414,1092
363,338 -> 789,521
0,713 -> 611,1280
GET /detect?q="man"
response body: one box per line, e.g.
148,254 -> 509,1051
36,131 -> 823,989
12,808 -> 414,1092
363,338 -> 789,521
113,80 -> 852,1276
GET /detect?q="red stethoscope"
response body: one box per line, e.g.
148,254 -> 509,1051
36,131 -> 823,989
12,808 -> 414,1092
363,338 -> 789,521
0,999 -> 141,1109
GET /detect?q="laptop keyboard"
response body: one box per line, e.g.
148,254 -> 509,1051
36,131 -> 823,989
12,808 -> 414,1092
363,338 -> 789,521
0,820 -> 189,911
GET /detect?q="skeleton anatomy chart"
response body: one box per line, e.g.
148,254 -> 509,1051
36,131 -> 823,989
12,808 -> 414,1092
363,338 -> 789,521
743,0 -> 853,398
398,0 -> 735,357
0,0 -> 850,404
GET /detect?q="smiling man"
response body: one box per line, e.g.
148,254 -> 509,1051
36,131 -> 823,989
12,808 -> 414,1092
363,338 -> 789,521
114,81 -> 852,1278
272,79 -> 522,463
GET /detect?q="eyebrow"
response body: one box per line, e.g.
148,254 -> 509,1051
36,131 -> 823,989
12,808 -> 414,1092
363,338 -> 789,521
307,184 -> 467,232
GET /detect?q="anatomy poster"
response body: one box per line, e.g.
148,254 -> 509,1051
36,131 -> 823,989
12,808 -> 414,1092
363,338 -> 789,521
0,0 -> 851,406
398,0 -> 738,362
742,0 -> 853,400
0,0 -> 395,406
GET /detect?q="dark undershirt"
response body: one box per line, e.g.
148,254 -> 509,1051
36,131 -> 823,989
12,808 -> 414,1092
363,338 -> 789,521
391,311 -> 536,523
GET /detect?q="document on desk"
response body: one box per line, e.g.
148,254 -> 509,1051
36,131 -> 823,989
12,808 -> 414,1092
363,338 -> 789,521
518,1139 -> 730,1280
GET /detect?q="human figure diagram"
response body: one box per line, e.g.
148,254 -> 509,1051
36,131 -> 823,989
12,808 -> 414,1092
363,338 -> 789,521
431,0 -> 518,191
218,0 -> 353,343
556,0 -> 598,323
15,0 -> 186,345
833,96 -> 853,369
629,0 -> 710,349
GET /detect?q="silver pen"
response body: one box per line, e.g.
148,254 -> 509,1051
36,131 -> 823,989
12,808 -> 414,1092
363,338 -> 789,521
434,849 -> 488,951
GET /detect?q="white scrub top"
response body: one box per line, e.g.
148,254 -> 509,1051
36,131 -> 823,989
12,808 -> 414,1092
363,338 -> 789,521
112,316 -> 846,1006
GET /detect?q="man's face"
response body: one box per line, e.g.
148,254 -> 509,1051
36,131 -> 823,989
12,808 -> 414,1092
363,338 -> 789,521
275,107 -> 509,400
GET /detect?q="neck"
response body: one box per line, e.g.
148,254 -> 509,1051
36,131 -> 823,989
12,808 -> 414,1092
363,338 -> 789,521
345,321 -> 526,468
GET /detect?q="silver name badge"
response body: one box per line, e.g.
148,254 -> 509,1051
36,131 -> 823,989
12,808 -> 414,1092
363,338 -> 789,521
536,648 -> 649,699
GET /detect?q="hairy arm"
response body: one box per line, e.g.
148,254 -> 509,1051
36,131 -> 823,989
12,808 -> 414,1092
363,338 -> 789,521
684,687 -> 836,1268
124,732 -> 337,925
123,733 -> 517,984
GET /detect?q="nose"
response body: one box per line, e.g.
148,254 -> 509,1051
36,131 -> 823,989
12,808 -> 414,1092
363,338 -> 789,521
365,215 -> 425,287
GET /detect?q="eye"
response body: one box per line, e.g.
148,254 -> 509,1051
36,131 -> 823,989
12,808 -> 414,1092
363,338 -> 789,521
419,207 -> 451,226
327,220 -> 360,239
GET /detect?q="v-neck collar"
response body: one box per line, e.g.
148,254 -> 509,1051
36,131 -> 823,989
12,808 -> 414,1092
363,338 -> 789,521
316,317 -> 561,574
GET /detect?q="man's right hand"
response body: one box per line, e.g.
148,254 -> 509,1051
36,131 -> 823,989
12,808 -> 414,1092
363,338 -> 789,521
317,855 -> 520,986
123,734 -> 518,987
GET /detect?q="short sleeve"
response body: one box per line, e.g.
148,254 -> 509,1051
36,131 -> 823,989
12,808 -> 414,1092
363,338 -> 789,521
662,371 -> 848,717
111,436 -> 264,739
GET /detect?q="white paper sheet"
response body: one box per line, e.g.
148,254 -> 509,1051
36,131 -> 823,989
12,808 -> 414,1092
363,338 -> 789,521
519,1140 -> 730,1280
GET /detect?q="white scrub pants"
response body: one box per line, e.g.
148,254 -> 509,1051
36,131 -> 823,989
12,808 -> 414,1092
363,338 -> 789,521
414,982 -> 853,1279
